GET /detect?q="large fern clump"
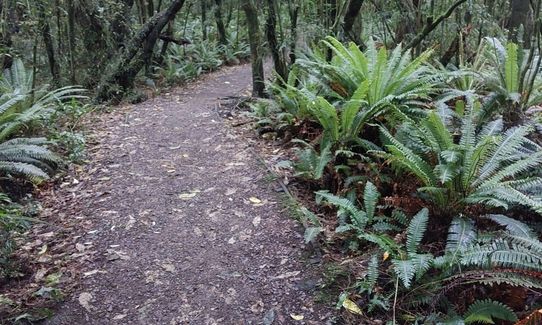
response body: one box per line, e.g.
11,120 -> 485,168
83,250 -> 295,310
0,58 -> 86,142
377,99 -> 542,215
271,37 -> 439,149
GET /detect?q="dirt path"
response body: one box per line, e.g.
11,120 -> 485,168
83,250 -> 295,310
46,65 -> 330,324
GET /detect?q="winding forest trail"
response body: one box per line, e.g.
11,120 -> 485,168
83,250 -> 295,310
47,64 -> 329,324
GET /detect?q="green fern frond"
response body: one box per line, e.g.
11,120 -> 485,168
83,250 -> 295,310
363,181 -> 380,221
485,214 -> 535,237
406,208 -> 429,254
463,299 -> 517,324
393,259 -> 417,288
0,161 -> 49,182
446,217 -> 477,261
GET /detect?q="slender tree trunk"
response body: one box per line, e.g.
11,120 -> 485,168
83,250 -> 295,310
96,0 -> 186,101
201,0 -> 207,40
343,0 -> 364,41
147,0 -> 155,17
67,0 -> 76,83
215,0 -> 227,45
266,0 -> 287,80
288,3 -> 299,64
38,0 -> 61,86
241,0 -> 265,97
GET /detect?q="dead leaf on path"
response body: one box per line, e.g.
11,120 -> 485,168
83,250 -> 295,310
225,188 -> 237,196
250,300 -> 264,314
38,245 -> 47,255
125,215 -> 136,230
75,243 -> 86,252
343,298 -> 363,315
161,262 -> 176,273
78,292 -> 93,312
249,197 -> 265,206
106,249 -> 130,261
290,314 -> 304,321
83,269 -> 105,277
113,314 -> 127,320
270,271 -> 301,280
34,268 -> 47,282
178,190 -> 200,200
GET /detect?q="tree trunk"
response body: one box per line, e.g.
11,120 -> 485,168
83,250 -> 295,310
67,0 -> 76,83
288,3 -> 299,64
96,0 -> 186,102
110,0 -> 134,49
201,0 -> 207,40
507,0 -> 532,44
214,0 -> 227,45
241,0 -> 265,97
38,0 -> 61,87
266,0 -> 287,80
343,0 -> 364,40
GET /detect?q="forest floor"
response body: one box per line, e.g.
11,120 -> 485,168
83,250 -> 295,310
39,64 -> 332,324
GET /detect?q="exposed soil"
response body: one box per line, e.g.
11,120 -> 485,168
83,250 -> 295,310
39,65 -> 333,324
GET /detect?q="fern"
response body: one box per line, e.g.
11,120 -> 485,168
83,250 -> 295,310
406,208 -> 429,254
292,140 -> 333,180
380,100 -> 542,215
0,137 -> 60,183
463,299 -> 517,323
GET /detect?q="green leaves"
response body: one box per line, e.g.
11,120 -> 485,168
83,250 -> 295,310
406,208 -> 429,254
463,299 -> 517,324
504,42 -> 519,94
380,101 -> 542,214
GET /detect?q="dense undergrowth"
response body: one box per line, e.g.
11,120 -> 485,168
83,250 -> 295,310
252,36 -> 542,324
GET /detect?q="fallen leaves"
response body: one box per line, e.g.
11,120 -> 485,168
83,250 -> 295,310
270,271 -> 301,280
342,298 -> 363,315
78,292 -> 93,312
178,190 -> 200,200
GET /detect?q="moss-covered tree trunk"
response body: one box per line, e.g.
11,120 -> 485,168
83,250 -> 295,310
241,0 -> 265,97
96,0 -> 186,102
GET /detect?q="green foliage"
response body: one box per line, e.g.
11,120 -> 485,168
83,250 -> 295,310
0,59 -> 86,142
0,193 -> 30,278
0,137 -> 60,182
483,38 -> 542,110
292,139 -> 333,180
281,37 -> 438,148
463,299 -> 517,323
378,100 -> 542,215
